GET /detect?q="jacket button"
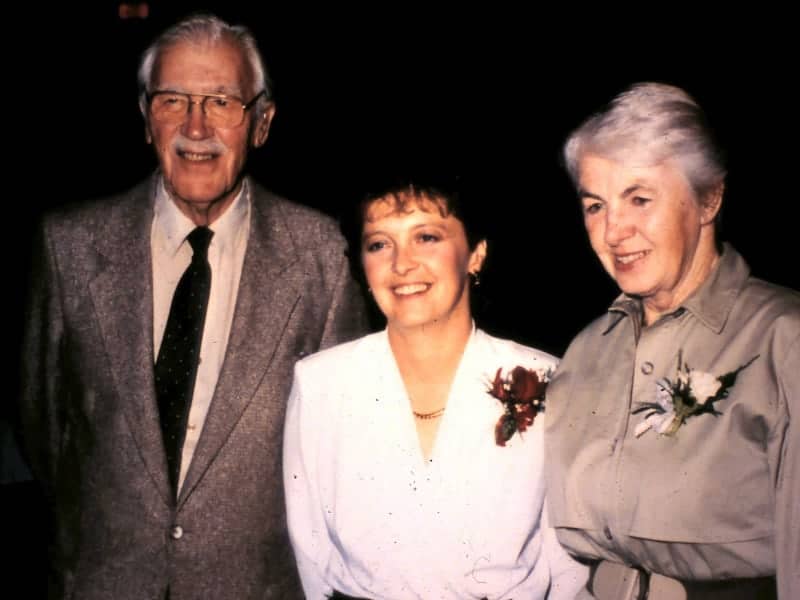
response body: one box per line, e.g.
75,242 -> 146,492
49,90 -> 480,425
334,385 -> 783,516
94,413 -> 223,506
641,361 -> 654,375
170,525 -> 184,540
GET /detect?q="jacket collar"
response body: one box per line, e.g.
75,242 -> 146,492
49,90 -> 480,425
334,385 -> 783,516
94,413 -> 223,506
604,243 -> 750,337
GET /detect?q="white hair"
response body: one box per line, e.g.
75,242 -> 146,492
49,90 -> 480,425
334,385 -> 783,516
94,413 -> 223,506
137,13 -> 272,116
564,82 -> 726,199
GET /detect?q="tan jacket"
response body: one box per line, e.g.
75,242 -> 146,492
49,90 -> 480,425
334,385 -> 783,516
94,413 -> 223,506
545,244 -> 799,599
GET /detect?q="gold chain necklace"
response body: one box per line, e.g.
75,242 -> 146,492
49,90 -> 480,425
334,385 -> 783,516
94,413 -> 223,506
412,407 -> 446,420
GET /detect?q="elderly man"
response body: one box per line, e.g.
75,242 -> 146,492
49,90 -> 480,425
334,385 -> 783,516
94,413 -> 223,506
19,13 -> 366,600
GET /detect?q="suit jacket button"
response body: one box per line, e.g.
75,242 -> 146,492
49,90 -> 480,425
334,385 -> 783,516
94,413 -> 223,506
170,525 -> 184,540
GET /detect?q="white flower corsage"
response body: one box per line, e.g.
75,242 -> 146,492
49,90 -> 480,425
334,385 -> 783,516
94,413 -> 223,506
633,351 -> 758,437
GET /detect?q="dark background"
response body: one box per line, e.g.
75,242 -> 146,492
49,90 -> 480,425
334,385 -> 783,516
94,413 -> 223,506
3,2 -> 798,591
11,3 -> 800,354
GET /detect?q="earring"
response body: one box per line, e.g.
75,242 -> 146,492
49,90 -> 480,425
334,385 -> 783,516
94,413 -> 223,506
469,271 -> 481,287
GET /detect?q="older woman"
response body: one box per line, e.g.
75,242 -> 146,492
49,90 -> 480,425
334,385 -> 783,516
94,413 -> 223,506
283,177 -> 589,599
544,82 -> 799,600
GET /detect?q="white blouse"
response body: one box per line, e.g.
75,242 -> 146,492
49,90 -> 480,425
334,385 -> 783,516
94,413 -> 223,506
283,328 -> 589,599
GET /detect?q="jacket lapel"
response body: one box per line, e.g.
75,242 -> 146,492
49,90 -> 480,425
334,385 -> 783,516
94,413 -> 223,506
179,187 -> 302,503
88,179 -> 172,503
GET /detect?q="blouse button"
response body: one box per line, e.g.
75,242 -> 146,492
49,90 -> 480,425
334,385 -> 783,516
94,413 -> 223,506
170,525 -> 184,540
604,526 -> 613,541
641,361 -> 654,375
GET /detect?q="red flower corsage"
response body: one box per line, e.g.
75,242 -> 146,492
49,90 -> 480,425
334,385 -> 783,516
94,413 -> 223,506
488,366 -> 548,446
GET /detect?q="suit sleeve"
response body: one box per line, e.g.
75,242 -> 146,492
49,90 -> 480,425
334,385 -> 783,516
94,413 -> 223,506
18,218 -> 65,496
318,247 -> 369,350
283,361 -> 335,600
774,333 -> 800,600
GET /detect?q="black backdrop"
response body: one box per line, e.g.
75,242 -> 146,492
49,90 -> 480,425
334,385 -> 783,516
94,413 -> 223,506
13,3 -> 796,357
3,2 -> 799,590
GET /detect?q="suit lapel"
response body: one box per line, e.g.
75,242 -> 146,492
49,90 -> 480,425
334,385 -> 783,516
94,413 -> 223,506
180,187 -> 302,503
88,178 -> 172,503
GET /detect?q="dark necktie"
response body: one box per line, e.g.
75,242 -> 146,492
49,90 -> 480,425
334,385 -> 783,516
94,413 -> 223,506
155,226 -> 213,496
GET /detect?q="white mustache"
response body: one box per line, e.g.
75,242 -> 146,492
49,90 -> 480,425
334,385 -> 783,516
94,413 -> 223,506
172,134 -> 226,155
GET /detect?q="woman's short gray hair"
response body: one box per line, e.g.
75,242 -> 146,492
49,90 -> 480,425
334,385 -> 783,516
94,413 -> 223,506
137,13 -> 272,115
563,82 -> 726,199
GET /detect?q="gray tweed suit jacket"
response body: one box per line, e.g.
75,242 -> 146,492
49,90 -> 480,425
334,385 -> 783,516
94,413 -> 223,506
19,175 -> 368,599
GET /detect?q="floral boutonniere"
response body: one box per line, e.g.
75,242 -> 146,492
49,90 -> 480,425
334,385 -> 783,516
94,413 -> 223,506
487,366 -> 551,446
633,351 -> 759,438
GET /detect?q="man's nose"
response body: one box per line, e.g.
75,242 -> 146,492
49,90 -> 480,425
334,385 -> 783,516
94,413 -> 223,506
181,99 -> 212,139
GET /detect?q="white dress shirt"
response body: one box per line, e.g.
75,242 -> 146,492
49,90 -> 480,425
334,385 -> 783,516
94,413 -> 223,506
284,327 -> 590,599
152,179 -> 250,490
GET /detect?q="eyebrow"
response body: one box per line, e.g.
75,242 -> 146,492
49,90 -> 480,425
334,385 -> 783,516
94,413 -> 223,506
361,221 -> 448,241
621,183 -> 656,197
155,86 -> 244,97
578,182 -> 656,201
578,189 -> 602,201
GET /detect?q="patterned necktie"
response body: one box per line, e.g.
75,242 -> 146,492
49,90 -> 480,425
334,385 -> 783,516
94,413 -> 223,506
155,226 -> 213,496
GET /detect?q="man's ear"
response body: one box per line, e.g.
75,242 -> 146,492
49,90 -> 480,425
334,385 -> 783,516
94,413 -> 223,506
252,102 -> 276,148
140,99 -> 153,144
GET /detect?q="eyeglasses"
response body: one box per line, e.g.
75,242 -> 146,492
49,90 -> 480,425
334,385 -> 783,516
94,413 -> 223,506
147,90 -> 266,128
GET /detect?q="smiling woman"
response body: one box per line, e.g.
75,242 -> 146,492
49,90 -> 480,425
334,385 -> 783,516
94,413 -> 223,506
282,176 -> 590,599
360,190 -> 485,337
578,154 -> 721,326
545,82 -> 800,600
